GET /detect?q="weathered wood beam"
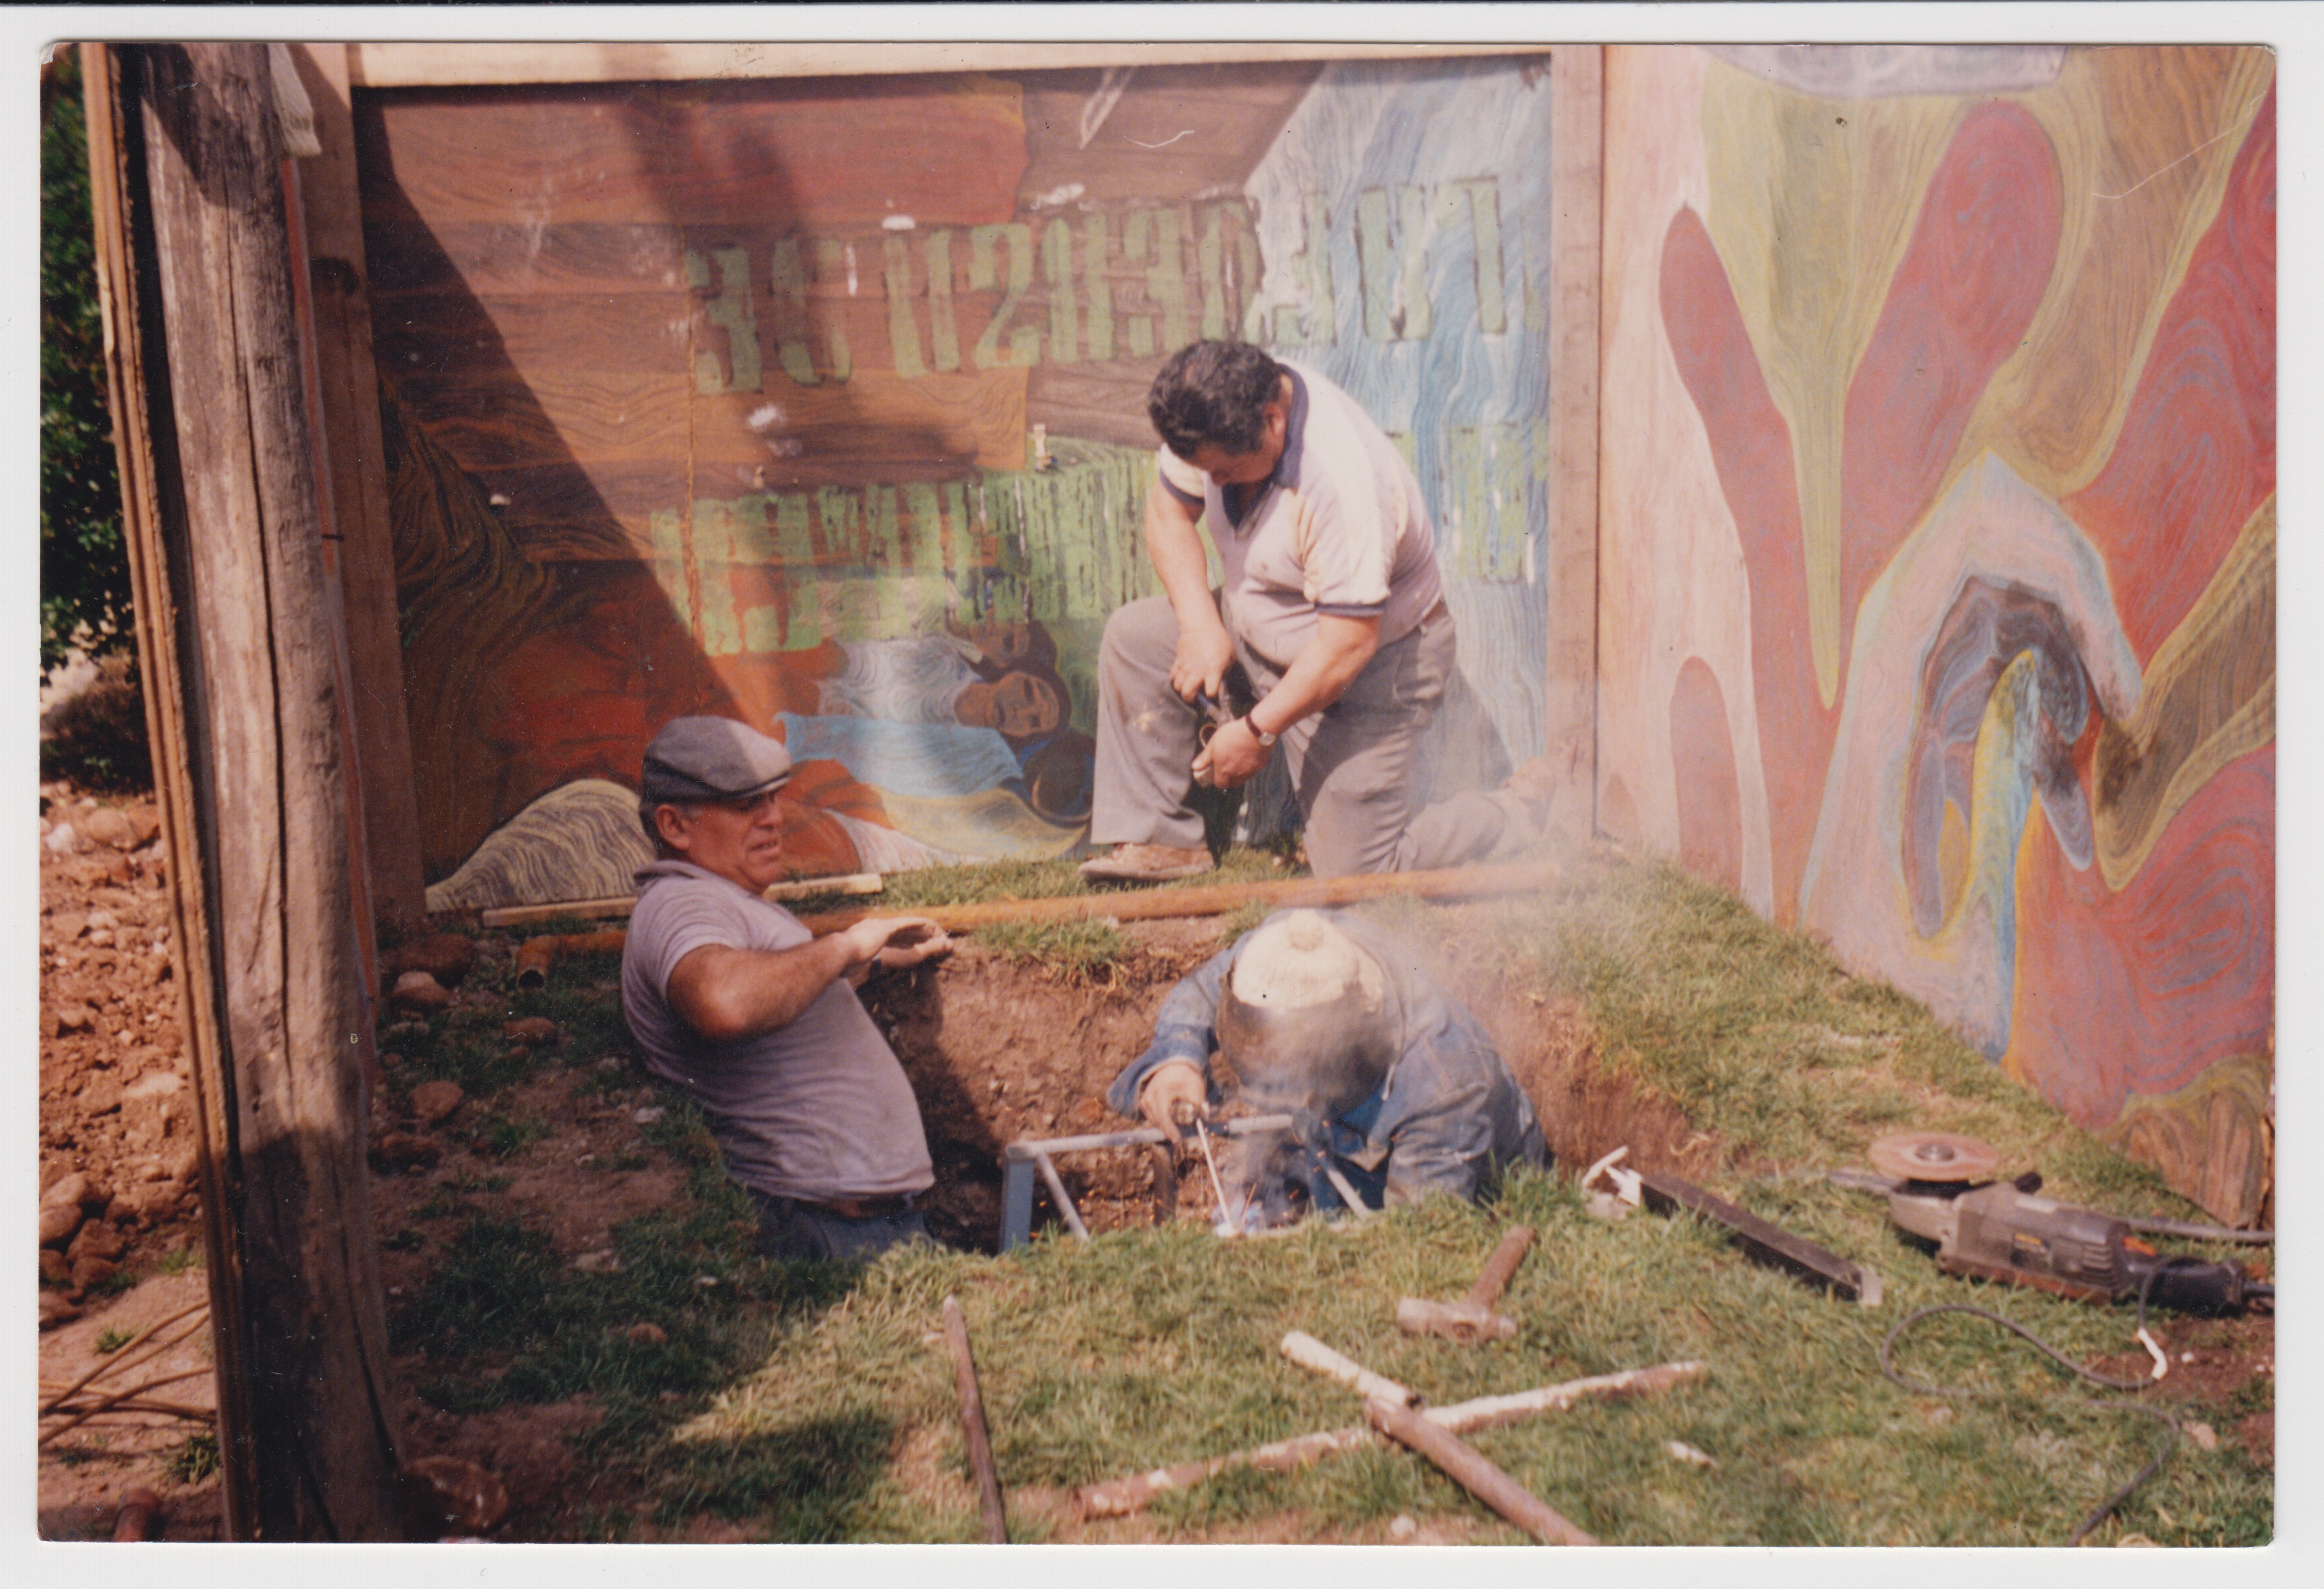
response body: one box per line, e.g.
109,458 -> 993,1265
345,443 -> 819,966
281,43 -> 430,933
99,41 -> 403,1540
1545,44 -> 1604,846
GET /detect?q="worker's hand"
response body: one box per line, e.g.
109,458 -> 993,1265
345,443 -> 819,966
1191,716 -> 1270,790
839,915 -> 948,970
874,922 -> 953,972
1137,1060 -> 1209,1147
1168,622 -> 1236,706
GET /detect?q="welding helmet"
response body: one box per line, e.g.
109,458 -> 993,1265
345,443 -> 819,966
1214,910 -> 1393,1121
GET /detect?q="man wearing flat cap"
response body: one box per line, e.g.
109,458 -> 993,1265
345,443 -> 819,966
622,715 -> 954,1261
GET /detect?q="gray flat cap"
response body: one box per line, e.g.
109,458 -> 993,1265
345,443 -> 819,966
639,716 -> 793,811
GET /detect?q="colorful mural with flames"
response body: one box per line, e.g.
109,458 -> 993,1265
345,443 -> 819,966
1599,44 -> 2274,1222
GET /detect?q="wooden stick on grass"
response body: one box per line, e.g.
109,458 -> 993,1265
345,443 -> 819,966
941,1296 -> 1008,1543
1365,1396 -> 1598,1545
1077,1361 -> 1705,1518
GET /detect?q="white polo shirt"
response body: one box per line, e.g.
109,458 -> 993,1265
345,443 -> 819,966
1156,360 -> 1444,670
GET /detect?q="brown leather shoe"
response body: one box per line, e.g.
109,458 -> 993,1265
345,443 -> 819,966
1076,843 -> 1215,883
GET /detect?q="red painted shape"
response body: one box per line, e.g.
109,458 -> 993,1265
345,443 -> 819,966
1841,102 -> 2062,622
2007,744 -> 2274,1127
1659,206 -> 1830,921
1669,658 -> 1745,895
2064,86 -> 2275,664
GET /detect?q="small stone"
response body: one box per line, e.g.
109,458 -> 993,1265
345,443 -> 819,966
390,972 -> 454,1015
385,1019 -> 431,1040
1665,1440 -> 1719,1468
69,1218 -> 129,1265
408,1080 -> 466,1125
39,1203 -> 84,1247
53,1003 -> 96,1036
632,1105 -> 665,1125
88,908 -> 119,930
71,1254 -> 121,1293
371,1132 -> 442,1170
40,1292 -> 83,1330
51,911 -> 88,942
397,1455 -> 510,1537
83,808 -> 137,850
624,1321 -> 669,1346
42,1170 -> 93,1210
503,1017 -> 560,1047
1388,1515 -> 1417,1541
384,934 -> 479,991
41,1248 -> 71,1286
131,809 -> 162,845
2184,1421 -> 2218,1452
44,822 -> 83,854
501,1045 -> 532,1066
572,1249 -> 622,1274
87,929 -> 116,948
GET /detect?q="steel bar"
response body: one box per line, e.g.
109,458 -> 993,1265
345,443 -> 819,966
1033,1151 -> 1090,1243
1076,1361 -> 1706,1518
940,1296 -> 1009,1543
998,1115 -> 1294,1251
1637,1170 -> 1876,1302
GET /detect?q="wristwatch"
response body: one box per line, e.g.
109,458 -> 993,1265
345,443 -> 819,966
1243,717 -> 1278,748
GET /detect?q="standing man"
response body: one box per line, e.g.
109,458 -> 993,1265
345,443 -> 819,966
621,716 -> 953,1261
1081,340 -> 1552,883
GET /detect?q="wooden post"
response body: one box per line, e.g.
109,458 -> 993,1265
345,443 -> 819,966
86,42 -> 403,1540
1546,45 -> 1604,844
1366,1396 -> 1600,1546
941,1297 -> 1010,1543
281,44 -> 430,933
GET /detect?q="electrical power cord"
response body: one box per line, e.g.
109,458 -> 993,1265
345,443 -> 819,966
1878,1259 -> 2214,1546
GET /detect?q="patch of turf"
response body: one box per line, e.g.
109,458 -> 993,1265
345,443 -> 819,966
974,916 -> 1132,978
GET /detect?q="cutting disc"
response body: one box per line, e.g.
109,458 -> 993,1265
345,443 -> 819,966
1867,1131 -> 2002,1184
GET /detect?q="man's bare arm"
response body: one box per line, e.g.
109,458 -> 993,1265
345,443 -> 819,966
666,916 -> 947,1042
1143,480 -> 1235,701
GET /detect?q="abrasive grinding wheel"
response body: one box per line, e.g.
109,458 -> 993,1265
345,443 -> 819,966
1867,1130 -> 2002,1184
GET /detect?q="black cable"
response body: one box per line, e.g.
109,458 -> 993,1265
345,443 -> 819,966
1878,1259 -> 2195,1546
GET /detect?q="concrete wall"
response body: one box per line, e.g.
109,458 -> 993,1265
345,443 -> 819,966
1597,44 -> 2275,1222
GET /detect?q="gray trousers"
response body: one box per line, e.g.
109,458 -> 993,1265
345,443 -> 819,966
1090,594 -> 1536,876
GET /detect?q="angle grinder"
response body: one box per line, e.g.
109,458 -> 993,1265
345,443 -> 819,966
1850,1132 -> 2271,1314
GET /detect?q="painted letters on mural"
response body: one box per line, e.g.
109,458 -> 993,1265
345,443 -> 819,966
361,57 -> 1564,912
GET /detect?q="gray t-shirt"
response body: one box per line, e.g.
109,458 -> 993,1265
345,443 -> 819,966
620,859 -> 933,1202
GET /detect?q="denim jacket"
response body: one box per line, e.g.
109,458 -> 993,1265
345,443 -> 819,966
1106,910 -> 1547,1207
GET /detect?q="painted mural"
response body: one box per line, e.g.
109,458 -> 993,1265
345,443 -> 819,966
1599,44 -> 2273,1222
355,58 -> 1564,909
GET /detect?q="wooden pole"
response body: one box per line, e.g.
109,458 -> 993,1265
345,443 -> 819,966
795,860 -> 1565,938
941,1296 -> 1009,1543
93,41 -> 403,1540
1546,45 -> 1604,846
1075,1360 -> 1705,1518
1366,1396 -> 1600,1546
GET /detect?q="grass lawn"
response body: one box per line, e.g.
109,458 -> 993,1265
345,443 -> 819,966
386,845 -> 2273,1545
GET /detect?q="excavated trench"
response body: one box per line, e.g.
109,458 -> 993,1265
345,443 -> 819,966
858,908 -> 1722,1252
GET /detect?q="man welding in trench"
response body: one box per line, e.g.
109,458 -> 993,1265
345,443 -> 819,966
1109,906 -> 1547,1223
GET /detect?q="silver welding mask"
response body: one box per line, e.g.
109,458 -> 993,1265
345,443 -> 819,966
1213,910 -> 1393,1122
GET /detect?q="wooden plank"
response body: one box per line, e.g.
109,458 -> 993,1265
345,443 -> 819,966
357,78 -> 1028,231
1016,61 -> 1326,206
1545,45 -> 1602,847
82,43 -> 260,1540
123,42 -> 404,1540
348,41 -> 1552,90
477,870 -> 884,927
285,43 -> 432,932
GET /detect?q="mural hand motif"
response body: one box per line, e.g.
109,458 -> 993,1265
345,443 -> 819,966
1796,453 -> 2138,1057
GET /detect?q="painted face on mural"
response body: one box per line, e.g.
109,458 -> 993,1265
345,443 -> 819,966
956,671 -> 1064,738
654,788 -> 787,892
